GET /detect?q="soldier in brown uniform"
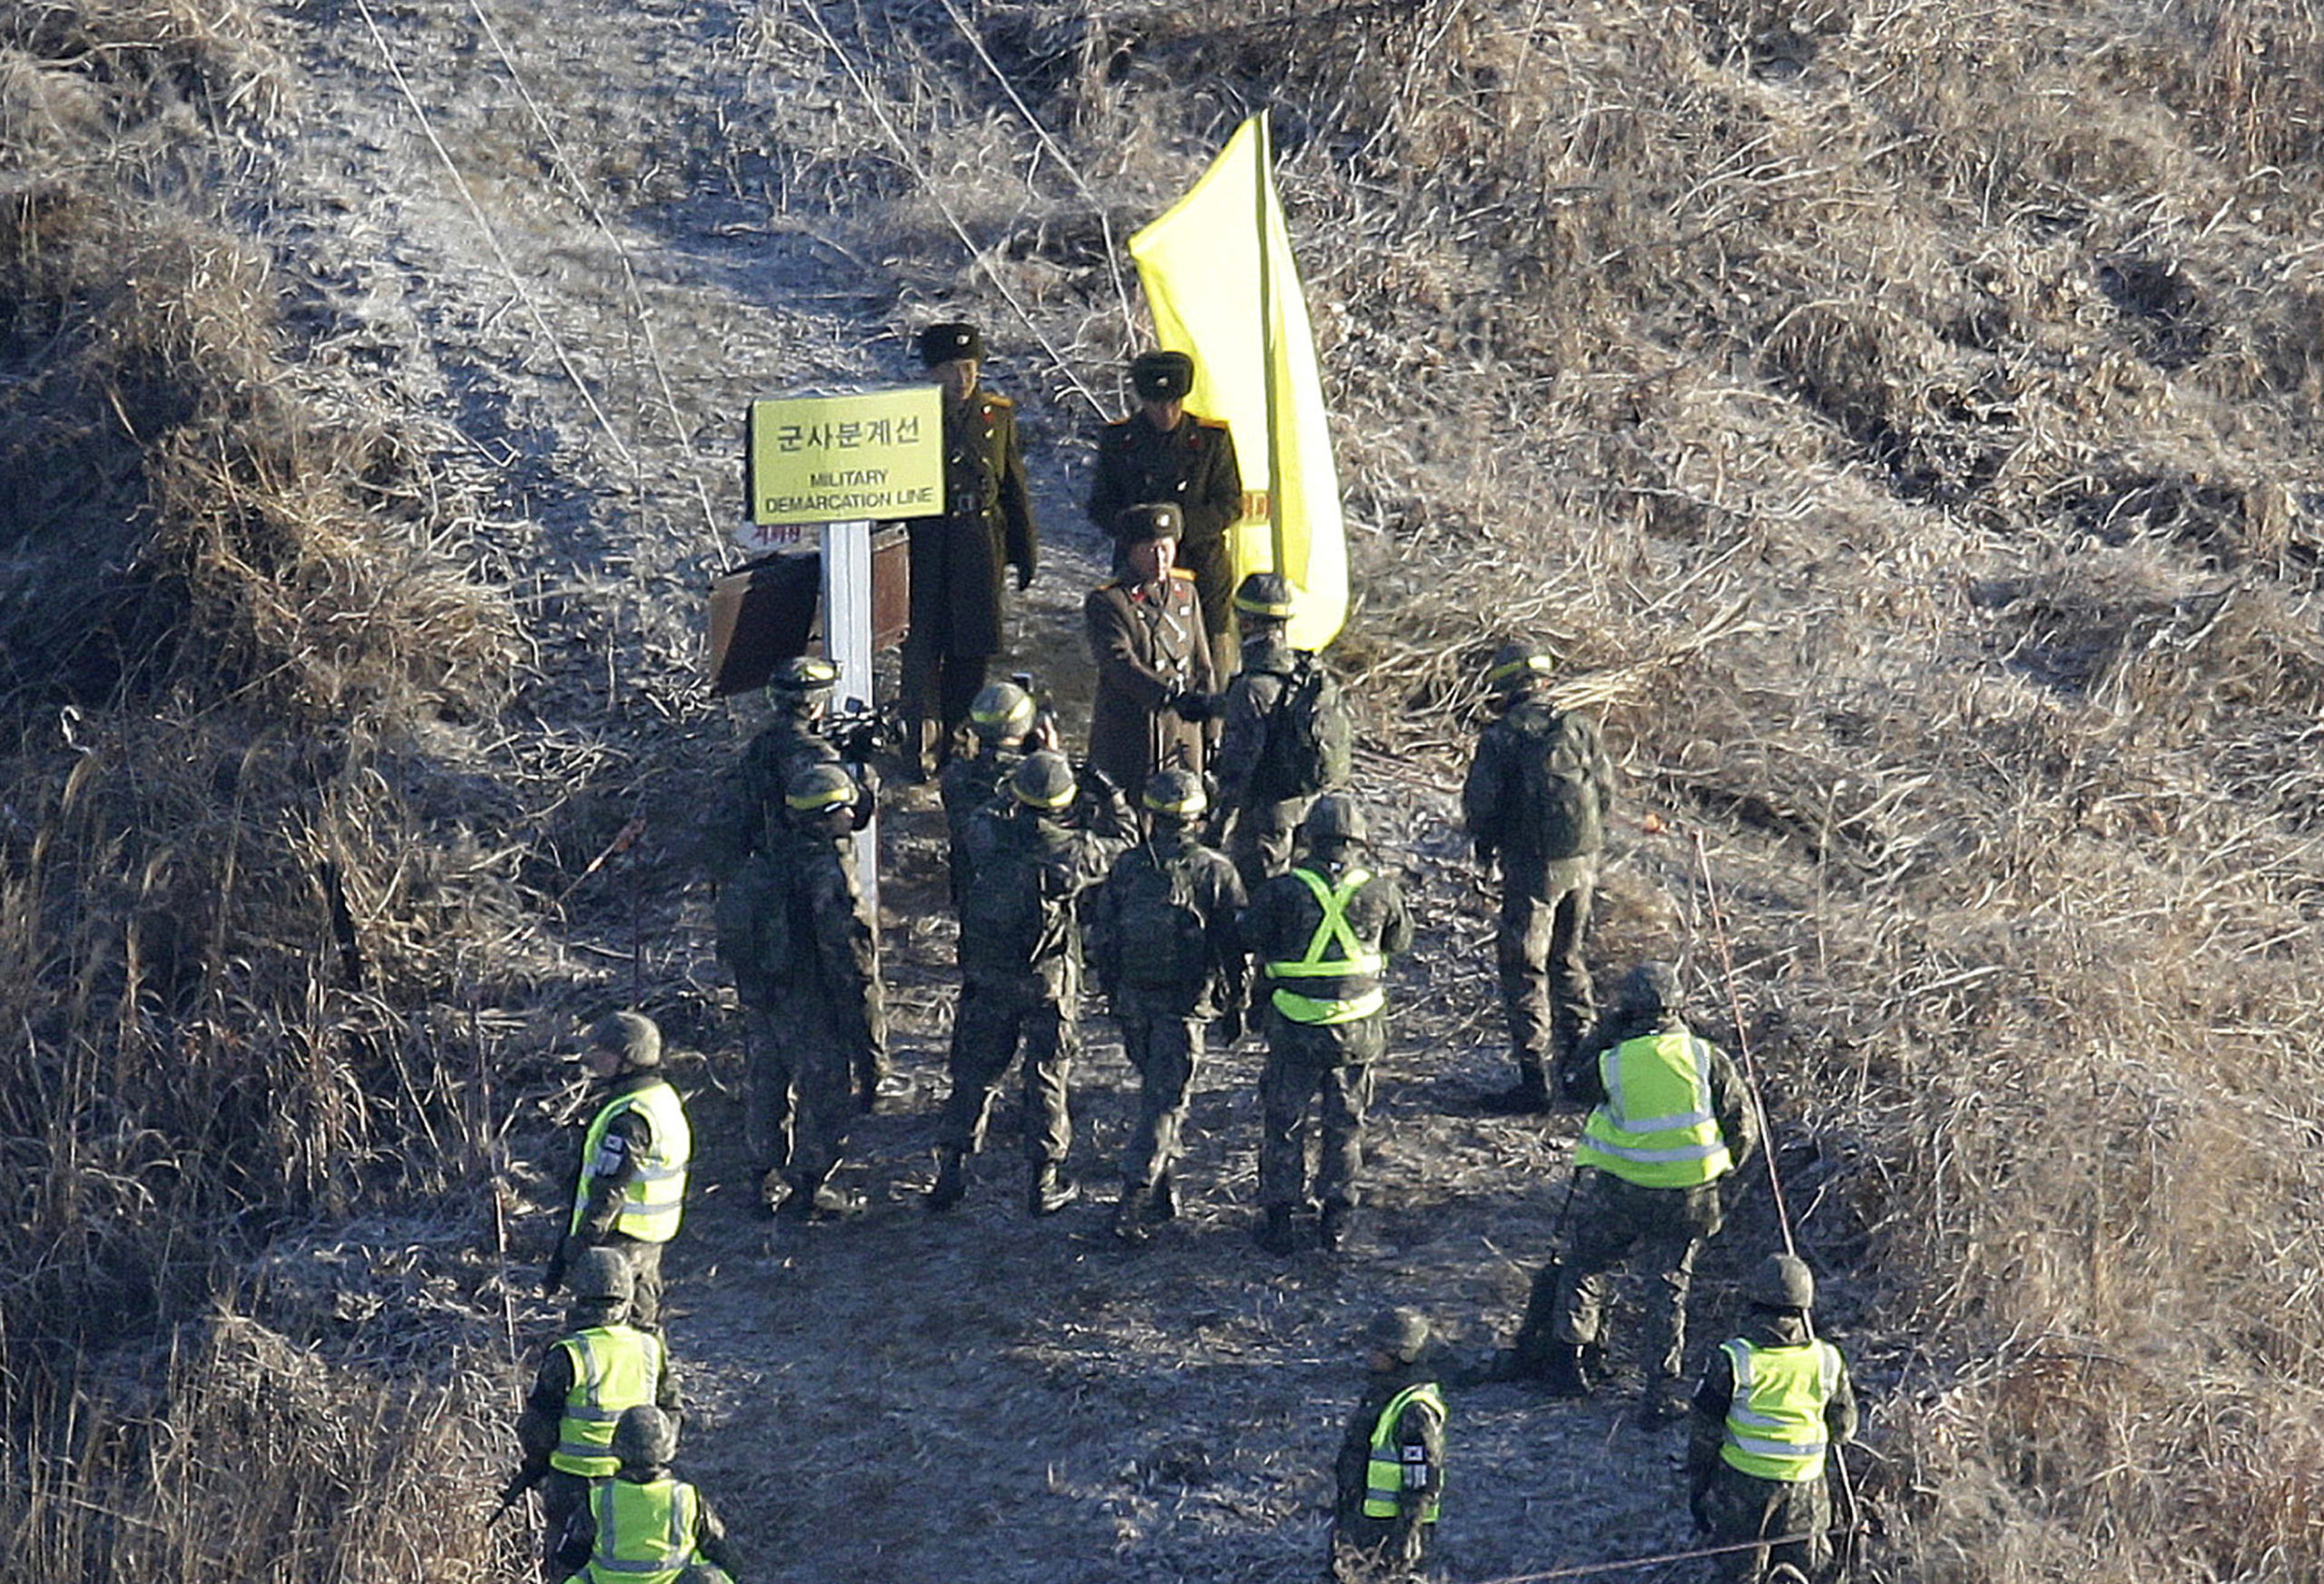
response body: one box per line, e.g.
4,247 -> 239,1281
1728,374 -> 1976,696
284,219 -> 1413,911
1085,502 -> 1216,799
901,321 -> 1037,779
1088,349 -> 1243,670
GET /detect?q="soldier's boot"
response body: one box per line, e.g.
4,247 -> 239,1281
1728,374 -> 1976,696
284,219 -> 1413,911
926,1147 -> 968,1212
1255,1205 -> 1301,1256
1541,1343 -> 1592,1399
1111,1184 -> 1152,1245
1028,1163 -> 1080,1216
1638,1372 -> 1691,1424
1318,1200 -> 1355,1253
1481,1054 -> 1554,1116
1153,1170 -> 1178,1222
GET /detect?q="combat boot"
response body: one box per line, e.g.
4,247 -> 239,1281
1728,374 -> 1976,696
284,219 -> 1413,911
1541,1342 -> 1593,1399
1480,1062 -> 1555,1116
1152,1170 -> 1178,1222
1110,1184 -> 1152,1245
1255,1205 -> 1301,1256
926,1147 -> 968,1212
1028,1163 -> 1080,1216
1318,1201 -> 1355,1253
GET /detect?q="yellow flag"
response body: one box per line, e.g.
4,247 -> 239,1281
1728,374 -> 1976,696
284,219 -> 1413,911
1128,113 -> 1347,652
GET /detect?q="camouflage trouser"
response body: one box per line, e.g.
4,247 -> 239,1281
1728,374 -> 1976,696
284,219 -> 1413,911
1118,1007 -> 1206,1191
743,997 -> 854,1192
538,1469 -> 589,1583
1498,856 -> 1597,1088
1259,1047 -> 1374,1211
1327,1514 -> 1431,1583
940,978 -> 1078,1165
1535,1169 -> 1721,1386
1697,1462 -> 1833,1583
1228,795 -> 1312,890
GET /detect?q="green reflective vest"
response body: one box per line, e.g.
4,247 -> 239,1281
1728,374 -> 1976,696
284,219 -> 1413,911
550,1324 -> 667,1478
1265,866 -> 1386,1025
1718,1337 -> 1843,1482
573,1476 -> 700,1584
1572,1030 -> 1732,1188
1360,1382 -> 1444,1521
570,1079 -> 691,1243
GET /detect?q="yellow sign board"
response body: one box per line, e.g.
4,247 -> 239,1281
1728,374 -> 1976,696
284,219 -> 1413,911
743,387 -> 944,538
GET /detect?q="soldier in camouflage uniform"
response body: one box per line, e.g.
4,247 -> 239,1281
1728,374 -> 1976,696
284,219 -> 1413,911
1087,768 -> 1248,1243
1088,349 -> 1244,671
1330,1308 -> 1447,1584
1241,794 -> 1414,1255
940,679 -> 1049,909
929,752 -> 1136,1216
547,1012 -> 689,1328
702,656 -> 871,877
1189,571 -> 1351,889
901,321 -> 1037,778
1688,1254 -> 1858,1584
1461,640 -> 1615,1114
1500,963 -> 1758,1419
715,764 -> 887,1220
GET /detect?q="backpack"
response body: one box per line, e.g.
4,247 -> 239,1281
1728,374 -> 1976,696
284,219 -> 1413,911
1517,706 -> 1604,859
1261,654 -> 1353,801
956,814 -> 1051,969
714,851 -> 793,993
1109,849 -> 1210,990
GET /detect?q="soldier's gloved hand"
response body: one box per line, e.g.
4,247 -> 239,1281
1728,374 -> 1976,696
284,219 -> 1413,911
1168,690 -> 1216,723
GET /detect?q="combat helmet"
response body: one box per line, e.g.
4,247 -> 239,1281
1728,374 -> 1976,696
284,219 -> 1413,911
1484,641 -> 1554,694
565,1246 -> 635,1306
1750,1253 -> 1817,1313
1011,751 -> 1078,812
785,762 -> 858,818
589,1010 -> 662,1069
610,1404 -> 679,1473
1301,793 -> 1368,848
1364,1307 -> 1431,1364
969,681 -> 1037,742
770,654 -> 839,705
1232,572 -> 1296,623
1142,767 -> 1208,823
1618,961 -> 1684,1022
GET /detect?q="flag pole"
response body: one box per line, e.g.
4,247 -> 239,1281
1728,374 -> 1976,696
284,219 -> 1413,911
1256,111 -> 1287,580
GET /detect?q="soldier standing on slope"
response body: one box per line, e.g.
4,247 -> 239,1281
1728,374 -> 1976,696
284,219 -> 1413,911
1461,640 -> 1615,1115
940,679 -> 1054,907
545,1012 -> 690,1329
1086,767 -> 1247,1244
1329,1309 -> 1447,1584
1088,349 -> 1244,673
901,321 -> 1037,779
702,655 -> 872,880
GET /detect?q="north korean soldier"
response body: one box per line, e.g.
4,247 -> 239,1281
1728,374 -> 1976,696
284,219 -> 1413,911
1461,640 -> 1615,1115
702,655 -> 872,876
1497,962 -> 1758,1420
509,1248 -> 683,1583
939,679 -> 1050,909
1085,502 -> 1217,799
1184,571 -> 1354,889
1329,1308 -> 1447,1584
550,1406 -> 742,1584
928,751 -> 1137,1215
717,764 -> 887,1221
901,320 -> 1038,780
1086,767 -> 1248,1244
1687,1254 -> 1859,1584
1241,793 -> 1414,1255
1088,349 -> 1244,672
545,1012 -> 691,1328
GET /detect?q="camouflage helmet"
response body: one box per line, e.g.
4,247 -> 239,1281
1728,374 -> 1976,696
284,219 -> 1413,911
1364,1307 -> 1431,1363
589,1010 -> 662,1069
1232,572 -> 1296,622
1301,792 -> 1368,847
1141,767 -> 1209,822
1485,640 -> 1555,693
969,681 -> 1037,741
1750,1253 -> 1817,1313
784,762 -> 858,816
771,654 -> 840,696
1618,961 -> 1684,1021
566,1245 -> 635,1305
1011,751 -> 1078,811
610,1404 -> 679,1471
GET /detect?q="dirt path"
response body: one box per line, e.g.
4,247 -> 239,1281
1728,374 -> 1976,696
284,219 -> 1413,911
261,2 -> 1717,1578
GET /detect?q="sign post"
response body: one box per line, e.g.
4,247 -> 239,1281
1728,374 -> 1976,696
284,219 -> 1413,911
741,387 -> 945,917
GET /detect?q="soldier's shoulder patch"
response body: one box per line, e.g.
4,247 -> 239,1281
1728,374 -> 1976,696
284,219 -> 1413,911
1094,577 -> 1123,592
1170,567 -> 1196,582
1194,416 -> 1230,432
983,392 -> 1015,413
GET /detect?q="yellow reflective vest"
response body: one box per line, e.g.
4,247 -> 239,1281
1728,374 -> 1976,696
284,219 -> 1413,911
550,1324 -> 667,1478
1718,1337 -> 1844,1482
1265,866 -> 1386,1025
569,1476 -> 701,1584
1360,1382 -> 1444,1521
571,1079 -> 691,1243
1572,1030 -> 1732,1188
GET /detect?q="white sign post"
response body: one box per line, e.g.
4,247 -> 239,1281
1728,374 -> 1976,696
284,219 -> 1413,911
822,517 -> 879,917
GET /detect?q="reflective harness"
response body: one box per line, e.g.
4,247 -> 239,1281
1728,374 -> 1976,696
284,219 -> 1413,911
571,1079 -> 691,1243
578,1476 -> 700,1583
1718,1337 -> 1843,1482
550,1325 -> 666,1477
1265,866 -> 1385,1025
1361,1382 -> 1445,1521
1572,1030 -> 1732,1188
